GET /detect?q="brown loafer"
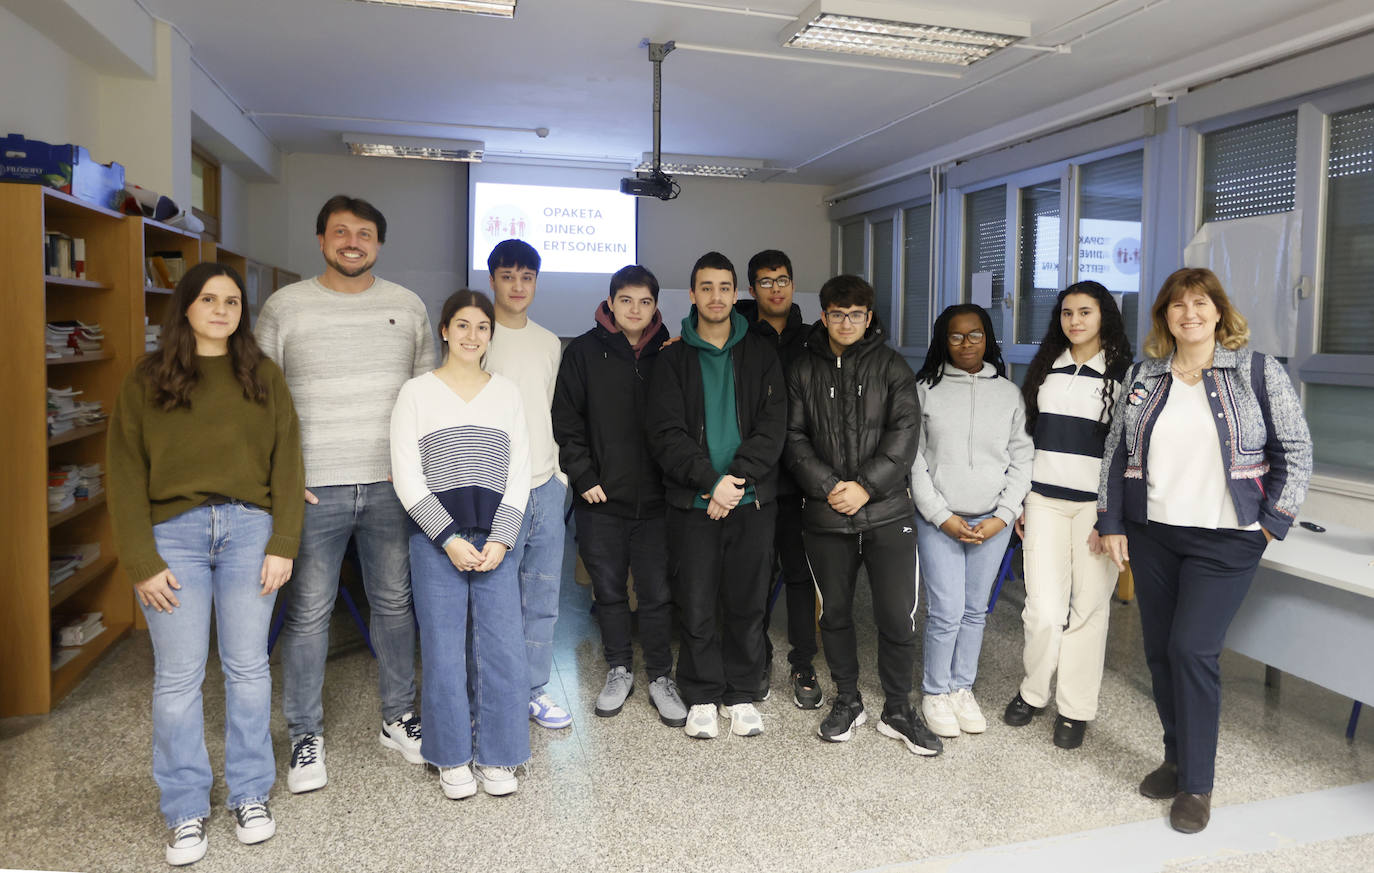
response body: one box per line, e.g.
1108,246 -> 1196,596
1139,761 -> 1178,799
1170,791 -> 1212,834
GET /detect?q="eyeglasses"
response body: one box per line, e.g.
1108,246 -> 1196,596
755,277 -> 792,290
825,310 -> 869,326
948,330 -> 986,346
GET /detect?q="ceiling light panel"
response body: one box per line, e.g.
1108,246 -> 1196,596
636,153 -> 766,178
350,0 -> 516,18
343,133 -> 485,162
781,1 -> 1027,65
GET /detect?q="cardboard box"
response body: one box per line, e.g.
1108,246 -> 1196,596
0,134 -> 125,210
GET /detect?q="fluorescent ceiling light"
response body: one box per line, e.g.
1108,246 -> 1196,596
780,0 -> 1027,65
636,153 -> 766,178
343,133 -> 484,162
350,0 -> 516,17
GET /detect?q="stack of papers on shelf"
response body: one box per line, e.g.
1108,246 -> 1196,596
46,386 -> 106,437
50,543 -> 101,588
45,320 -> 104,357
55,612 -> 105,648
49,556 -> 81,587
48,463 -> 103,512
145,321 -> 162,352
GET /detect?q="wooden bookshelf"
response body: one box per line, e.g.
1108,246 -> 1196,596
0,183 -> 141,716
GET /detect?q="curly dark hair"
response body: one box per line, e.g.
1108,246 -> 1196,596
914,303 -> 1006,388
1020,281 -> 1133,437
138,262 -> 269,410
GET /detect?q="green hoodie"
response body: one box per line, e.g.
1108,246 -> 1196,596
681,307 -> 755,509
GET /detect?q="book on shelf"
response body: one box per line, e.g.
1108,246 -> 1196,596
43,232 -> 87,280
45,320 -> 104,358
152,251 -> 188,284
46,385 -> 106,437
48,463 -> 104,513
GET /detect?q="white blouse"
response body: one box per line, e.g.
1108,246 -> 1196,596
1145,378 -> 1258,531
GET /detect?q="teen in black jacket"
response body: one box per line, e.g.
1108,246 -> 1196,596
552,266 -> 686,728
784,274 -> 941,756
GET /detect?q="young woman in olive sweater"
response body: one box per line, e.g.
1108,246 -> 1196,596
108,262 -> 303,867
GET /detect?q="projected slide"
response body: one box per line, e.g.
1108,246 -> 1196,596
472,182 -> 636,274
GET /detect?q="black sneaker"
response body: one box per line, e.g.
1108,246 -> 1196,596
792,667 -> 823,710
877,703 -> 943,757
1053,716 -> 1086,749
1003,692 -> 1045,727
818,695 -> 865,742
754,674 -> 771,703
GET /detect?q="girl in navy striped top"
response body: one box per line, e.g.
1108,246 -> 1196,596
390,289 -> 532,799
1003,281 -> 1132,750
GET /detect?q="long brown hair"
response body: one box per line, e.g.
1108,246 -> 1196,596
139,262 -> 269,410
1143,267 -> 1250,358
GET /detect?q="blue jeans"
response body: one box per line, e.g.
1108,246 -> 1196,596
142,504 -> 277,827
410,530 -> 530,768
513,477 -> 567,697
916,513 -> 1013,695
280,483 -> 416,737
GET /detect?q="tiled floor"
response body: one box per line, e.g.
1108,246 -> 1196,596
2,563 -> 1371,873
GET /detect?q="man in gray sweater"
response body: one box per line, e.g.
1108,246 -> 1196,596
256,195 -> 435,794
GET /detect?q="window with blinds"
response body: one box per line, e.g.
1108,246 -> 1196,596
1201,112 -> 1297,221
902,203 -> 932,349
1016,181 -> 1061,344
964,186 -> 1006,311
872,219 -> 895,334
1079,150 -> 1144,349
841,221 -> 865,276
1320,104 -> 1374,355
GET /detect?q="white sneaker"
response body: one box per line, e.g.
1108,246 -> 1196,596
439,764 -> 477,799
949,688 -> 987,734
474,765 -> 519,796
684,703 -> 719,739
528,693 -> 573,729
233,800 -> 276,845
380,711 -> 424,764
165,818 -> 207,866
286,733 -> 327,793
921,694 -> 961,738
718,702 -> 764,737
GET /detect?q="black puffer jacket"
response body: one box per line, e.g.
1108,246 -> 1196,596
552,316 -> 671,519
736,299 -> 807,497
784,316 -> 921,533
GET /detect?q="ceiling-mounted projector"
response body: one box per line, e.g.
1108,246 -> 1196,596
620,171 -> 676,200
621,41 -> 680,201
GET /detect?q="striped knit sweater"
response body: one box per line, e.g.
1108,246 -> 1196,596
390,371 -> 531,548
1030,349 -> 1121,503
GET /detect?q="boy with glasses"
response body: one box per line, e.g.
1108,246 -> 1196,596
784,274 -> 942,755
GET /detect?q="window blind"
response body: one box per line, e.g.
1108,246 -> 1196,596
964,185 -> 1006,311
1079,150 -> 1144,348
841,221 -> 865,276
872,219 -> 895,336
1320,104 -> 1374,355
1016,181 -> 1061,344
902,203 -> 932,349
1202,112 -> 1297,221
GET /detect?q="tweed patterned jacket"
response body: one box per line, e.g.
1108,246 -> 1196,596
1096,343 -> 1312,539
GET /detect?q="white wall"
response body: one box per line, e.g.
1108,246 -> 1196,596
0,5 -> 103,160
637,176 -> 832,334
244,152 -> 469,330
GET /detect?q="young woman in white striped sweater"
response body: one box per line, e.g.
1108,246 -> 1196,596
1004,281 -> 1132,749
390,289 -> 532,799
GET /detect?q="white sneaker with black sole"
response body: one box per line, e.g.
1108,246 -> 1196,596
380,711 -> 424,764
286,733 -> 326,793
475,765 -> 518,796
233,801 -> 276,845
165,818 -> 207,866
439,764 -> 477,799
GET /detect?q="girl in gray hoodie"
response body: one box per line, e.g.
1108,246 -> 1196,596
910,304 -> 1034,741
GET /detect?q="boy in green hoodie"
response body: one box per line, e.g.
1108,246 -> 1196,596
646,252 -> 787,740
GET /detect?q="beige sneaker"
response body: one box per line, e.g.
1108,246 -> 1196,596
949,688 -> 987,733
921,693 -> 960,737
718,702 -> 764,737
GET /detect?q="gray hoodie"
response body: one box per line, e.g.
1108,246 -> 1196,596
910,362 -> 1034,527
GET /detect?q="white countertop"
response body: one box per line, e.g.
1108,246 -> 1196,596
1259,520 -> 1374,597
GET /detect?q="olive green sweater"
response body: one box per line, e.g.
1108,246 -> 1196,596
107,355 -> 305,583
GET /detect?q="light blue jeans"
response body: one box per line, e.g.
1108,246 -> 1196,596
280,483 -> 416,737
410,529 -> 530,768
916,512 -> 1014,695
142,503 -> 277,827
513,477 -> 567,697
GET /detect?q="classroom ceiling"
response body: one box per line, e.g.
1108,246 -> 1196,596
143,0 -> 1358,189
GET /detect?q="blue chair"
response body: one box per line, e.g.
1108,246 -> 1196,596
267,581 -> 376,659
986,538 -> 1021,614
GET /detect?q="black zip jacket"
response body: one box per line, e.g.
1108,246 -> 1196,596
784,316 -> 921,534
736,299 -> 808,497
646,326 -> 787,511
552,319 -> 671,519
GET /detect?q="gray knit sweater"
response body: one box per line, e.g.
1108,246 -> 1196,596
256,276 -> 435,488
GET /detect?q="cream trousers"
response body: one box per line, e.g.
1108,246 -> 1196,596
1018,492 -> 1119,720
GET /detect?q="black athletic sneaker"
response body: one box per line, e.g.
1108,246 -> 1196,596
792,667 -> 823,710
877,703 -> 944,756
1003,692 -> 1045,727
818,695 -> 866,742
